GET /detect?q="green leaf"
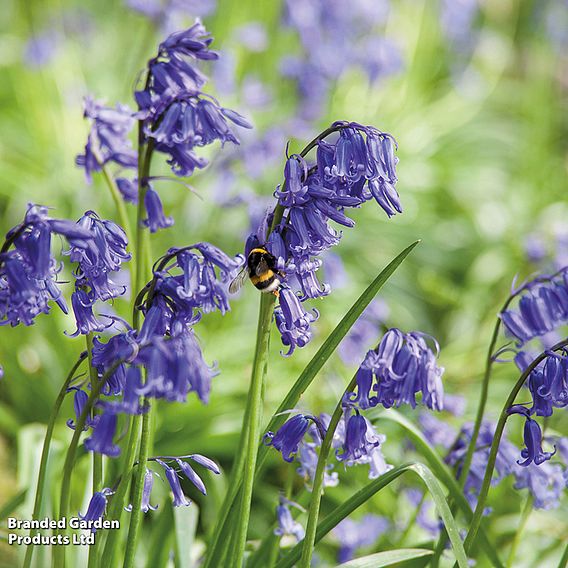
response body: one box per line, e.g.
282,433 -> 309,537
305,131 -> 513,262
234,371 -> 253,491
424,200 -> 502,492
375,409 -> 504,568
0,489 -> 27,520
275,462 -> 469,568
203,241 -> 420,568
173,503 -> 200,568
337,548 -> 434,568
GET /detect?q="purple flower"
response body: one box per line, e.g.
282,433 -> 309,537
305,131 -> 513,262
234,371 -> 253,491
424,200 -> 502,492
0,204 -> 93,327
419,412 -> 458,449
79,488 -> 113,531
500,272 -> 568,345
404,489 -> 441,537
274,287 -> 318,356
143,188 -> 174,233
84,409 -> 121,457
265,414 -> 325,463
333,514 -> 389,564
75,96 -> 137,183
508,406 -> 556,466
23,30 -> 60,68
126,469 -> 158,512
66,387 -> 99,431
136,20 -> 251,178
348,329 -> 445,411
156,460 -> 192,507
336,411 -> 382,464
274,496 -> 305,543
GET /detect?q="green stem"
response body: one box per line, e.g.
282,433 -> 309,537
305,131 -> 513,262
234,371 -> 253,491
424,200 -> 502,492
98,161 -> 133,247
97,415 -> 141,566
22,353 -> 87,568
463,339 -> 568,555
232,292 -> 276,567
86,334 -> 102,568
123,402 -> 153,568
53,362 -> 120,568
558,542 -> 568,568
299,373 -> 357,568
506,494 -> 533,568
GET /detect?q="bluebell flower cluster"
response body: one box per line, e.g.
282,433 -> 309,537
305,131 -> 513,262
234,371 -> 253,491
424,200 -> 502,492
347,328 -> 445,411
75,242 -> 240,457
149,453 -> 220,507
76,96 -> 137,184
332,514 -> 389,564
500,270 -> 568,345
0,204 -> 92,327
66,211 -> 131,336
136,20 -> 252,178
246,122 -> 400,355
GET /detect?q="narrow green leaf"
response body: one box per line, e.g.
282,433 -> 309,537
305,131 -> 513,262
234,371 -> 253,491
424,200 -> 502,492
375,409 -> 504,568
0,489 -> 27,520
204,241 -> 420,567
275,462 -> 468,568
173,503 -> 200,568
337,548 -> 434,568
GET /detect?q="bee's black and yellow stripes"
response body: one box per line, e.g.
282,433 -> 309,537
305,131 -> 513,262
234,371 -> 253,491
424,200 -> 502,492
247,247 -> 280,292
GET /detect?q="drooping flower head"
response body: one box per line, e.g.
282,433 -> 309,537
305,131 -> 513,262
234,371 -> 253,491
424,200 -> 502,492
136,19 -> 252,178
79,488 -> 114,531
274,496 -> 305,543
347,328 -> 445,411
0,204 -> 92,327
75,97 -> 137,183
264,413 -> 326,463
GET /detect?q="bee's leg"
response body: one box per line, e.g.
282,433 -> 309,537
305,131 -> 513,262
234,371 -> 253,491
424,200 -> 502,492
272,288 -> 280,299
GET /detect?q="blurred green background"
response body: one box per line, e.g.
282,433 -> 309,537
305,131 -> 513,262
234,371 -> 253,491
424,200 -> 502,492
0,0 -> 567,566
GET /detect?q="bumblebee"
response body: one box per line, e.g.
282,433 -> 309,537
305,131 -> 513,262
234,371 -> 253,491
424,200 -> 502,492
229,247 -> 282,296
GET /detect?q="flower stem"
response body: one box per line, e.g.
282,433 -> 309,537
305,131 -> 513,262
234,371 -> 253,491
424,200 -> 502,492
123,402 -> 153,568
558,542 -> 568,568
53,361 -> 120,568
86,334 -> 102,568
462,338 -> 568,555
22,353 -> 87,568
97,415 -> 141,566
506,494 -> 533,568
299,373 -> 357,568
232,292 -> 276,567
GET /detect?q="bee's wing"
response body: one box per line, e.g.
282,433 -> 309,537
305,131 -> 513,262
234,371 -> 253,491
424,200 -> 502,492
229,267 -> 248,294
255,257 -> 269,276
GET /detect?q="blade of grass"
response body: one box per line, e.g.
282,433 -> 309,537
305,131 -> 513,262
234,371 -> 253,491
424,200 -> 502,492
337,548 -> 434,568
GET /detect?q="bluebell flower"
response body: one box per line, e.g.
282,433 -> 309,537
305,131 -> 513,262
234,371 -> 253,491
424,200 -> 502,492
500,271 -> 568,345
348,329 -> 445,411
333,514 -> 389,564
274,496 -> 305,543
67,290 -> 107,336
336,410 -> 383,466
116,177 -> 139,203
66,387 -> 99,431
143,187 -> 174,233
155,459 -> 192,507
265,414 -> 326,463
84,409 -> 121,457
508,406 -> 556,466
75,96 -> 137,183
79,488 -> 113,531
23,30 -> 61,68
274,287 -> 319,356
126,469 -> 158,513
